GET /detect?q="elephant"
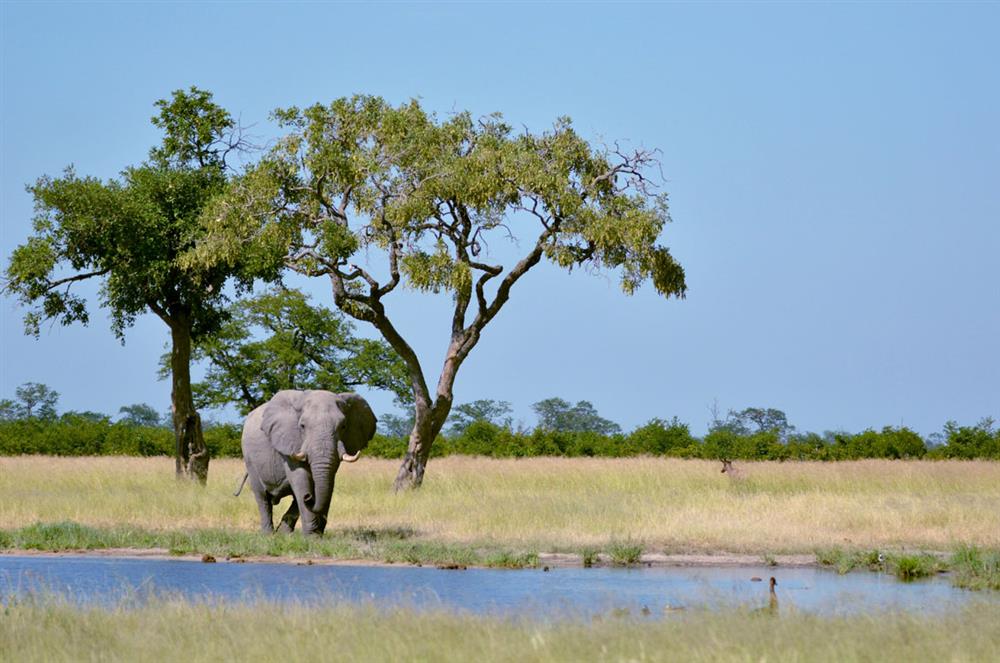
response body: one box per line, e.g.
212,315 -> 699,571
235,390 -> 377,535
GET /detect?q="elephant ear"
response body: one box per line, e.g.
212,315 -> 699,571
336,393 -> 377,455
261,390 -> 308,456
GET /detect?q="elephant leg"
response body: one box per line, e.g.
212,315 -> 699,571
252,489 -> 274,533
277,499 -> 299,533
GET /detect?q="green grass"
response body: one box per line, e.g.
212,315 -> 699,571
951,545 -> 1000,591
3,599 -> 1000,662
607,538 -> 644,566
889,553 -> 944,581
815,546 -> 946,578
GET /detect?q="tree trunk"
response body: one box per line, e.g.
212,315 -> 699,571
392,348 -> 460,491
169,316 -> 209,484
393,400 -> 451,491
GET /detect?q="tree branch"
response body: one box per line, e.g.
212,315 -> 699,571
45,268 -> 111,289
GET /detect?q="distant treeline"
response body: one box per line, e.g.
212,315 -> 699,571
2,414 -> 998,461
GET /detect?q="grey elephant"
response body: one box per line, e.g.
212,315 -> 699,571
235,390 -> 377,535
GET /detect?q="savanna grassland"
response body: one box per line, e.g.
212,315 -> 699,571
4,456 -> 1000,662
2,456 -> 999,557
3,600 -> 1000,663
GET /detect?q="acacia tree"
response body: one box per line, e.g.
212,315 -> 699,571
194,96 -> 686,489
172,287 -> 411,415
3,87 -> 255,483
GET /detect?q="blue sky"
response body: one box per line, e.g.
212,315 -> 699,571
2,2 -> 997,435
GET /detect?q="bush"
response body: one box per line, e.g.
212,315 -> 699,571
5,410 -> 1000,461
932,420 -> 1000,460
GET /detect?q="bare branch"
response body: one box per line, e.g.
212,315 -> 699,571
376,240 -> 402,298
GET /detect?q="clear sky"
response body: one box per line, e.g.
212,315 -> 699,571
2,2 -> 997,436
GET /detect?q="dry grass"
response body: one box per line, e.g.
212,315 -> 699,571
4,599 -> 1000,663
2,456 -> 998,553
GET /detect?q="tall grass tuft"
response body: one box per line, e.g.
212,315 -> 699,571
951,545 -> 1000,591
887,554 -> 943,581
607,539 -> 644,566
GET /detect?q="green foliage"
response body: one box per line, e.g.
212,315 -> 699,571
930,419 -> 1000,460
1,382 -> 60,420
150,86 -> 236,169
532,397 -> 621,435
0,417 -> 240,457
951,545 -> 1000,591
378,412 -> 415,438
607,539 -> 644,566
3,391 -> 998,462
3,88 -> 264,473
190,97 -> 687,465
8,156 -> 231,340
118,403 -> 164,428
888,554 -> 943,581
716,407 -> 795,440
447,399 -> 513,435
627,418 -> 698,455
170,287 -> 411,414
483,550 -> 539,569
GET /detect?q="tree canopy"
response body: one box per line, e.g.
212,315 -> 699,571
173,287 -> 411,415
532,397 -> 621,435
447,399 -> 513,435
118,403 -> 164,428
3,87 -> 255,482
191,94 -> 687,489
0,382 -> 59,421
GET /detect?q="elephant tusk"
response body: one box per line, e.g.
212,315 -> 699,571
338,439 -> 361,463
290,451 -> 307,462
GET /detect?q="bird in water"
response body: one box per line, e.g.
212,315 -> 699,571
752,577 -> 778,615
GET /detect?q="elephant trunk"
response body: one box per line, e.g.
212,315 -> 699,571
308,456 -> 336,532
287,465 -> 316,510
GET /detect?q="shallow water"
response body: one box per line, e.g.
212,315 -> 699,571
1,555 -> 995,618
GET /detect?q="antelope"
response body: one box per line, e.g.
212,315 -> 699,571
720,458 -> 745,480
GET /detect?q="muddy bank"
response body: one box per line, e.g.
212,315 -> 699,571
1,548 -> 821,568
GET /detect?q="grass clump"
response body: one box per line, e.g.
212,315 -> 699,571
886,553 -> 943,581
816,547 -> 946,581
951,545 -> 1000,591
380,541 -> 479,567
815,547 -> 861,574
607,539 -> 644,566
484,550 -> 539,569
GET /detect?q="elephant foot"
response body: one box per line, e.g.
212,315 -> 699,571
276,522 -> 294,534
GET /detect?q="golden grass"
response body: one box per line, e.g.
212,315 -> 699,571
4,600 -> 1000,663
2,456 -> 999,552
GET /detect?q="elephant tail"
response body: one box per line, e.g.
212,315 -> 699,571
233,472 -> 248,497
